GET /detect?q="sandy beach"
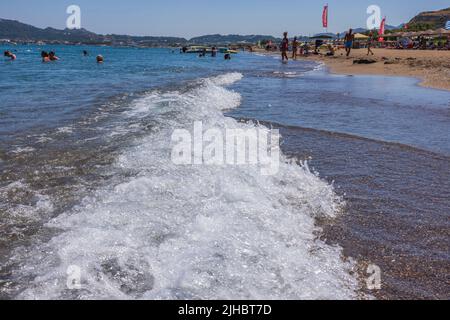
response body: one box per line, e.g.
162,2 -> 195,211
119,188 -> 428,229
298,48 -> 450,91
254,47 -> 450,91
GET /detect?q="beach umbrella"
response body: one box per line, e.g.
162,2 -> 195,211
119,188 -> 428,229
382,32 -> 399,38
390,32 -> 405,37
311,34 -> 334,39
420,29 -> 436,36
354,33 -> 369,40
423,29 -> 450,37
436,28 -> 450,35
402,32 -> 417,38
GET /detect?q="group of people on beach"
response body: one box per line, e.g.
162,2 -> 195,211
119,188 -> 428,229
279,28 -> 378,62
280,32 -> 305,62
3,49 -> 104,63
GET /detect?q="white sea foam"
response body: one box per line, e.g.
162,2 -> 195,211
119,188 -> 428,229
17,73 -> 358,300
56,126 -> 74,134
0,181 -> 53,222
10,147 -> 36,154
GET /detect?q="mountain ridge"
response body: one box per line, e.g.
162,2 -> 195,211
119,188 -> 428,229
0,19 -> 279,45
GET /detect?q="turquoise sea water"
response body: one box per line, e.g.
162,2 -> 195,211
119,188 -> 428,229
0,45 -> 449,299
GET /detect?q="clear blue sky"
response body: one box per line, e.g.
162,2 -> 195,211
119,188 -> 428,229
1,0 -> 448,38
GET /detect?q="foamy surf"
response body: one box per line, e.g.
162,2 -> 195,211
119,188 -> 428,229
16,73 -> 359,300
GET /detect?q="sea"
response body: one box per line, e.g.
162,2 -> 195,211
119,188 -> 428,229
0,45 -> 449,300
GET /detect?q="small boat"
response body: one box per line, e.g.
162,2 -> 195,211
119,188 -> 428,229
185,46 -> 212,54
184,46 -> 238,54
218,47 -> 238,54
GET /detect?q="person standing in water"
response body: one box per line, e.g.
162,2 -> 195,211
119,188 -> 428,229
281,32 -> 289,62
344,29 -> 355,57
4,51 -> 16,60
96,55 -> 104,63
291,37 -> 299,60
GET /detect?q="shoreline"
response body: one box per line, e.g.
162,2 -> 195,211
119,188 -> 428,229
253,48 -> 450,91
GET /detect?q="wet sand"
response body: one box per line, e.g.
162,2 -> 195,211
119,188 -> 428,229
270,122 -> 450,300
254,48 -> 450,91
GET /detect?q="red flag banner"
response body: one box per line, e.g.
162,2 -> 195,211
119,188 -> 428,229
379,17 -> 386,41
322,5 -> 328,28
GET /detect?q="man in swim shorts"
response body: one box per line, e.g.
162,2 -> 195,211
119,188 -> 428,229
344,29 -> 354,57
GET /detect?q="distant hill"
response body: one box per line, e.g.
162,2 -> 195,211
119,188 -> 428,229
0,19 -> 279,46
409,7 -> 450,28
0,18 -> 105,43
0,19 -> 188,45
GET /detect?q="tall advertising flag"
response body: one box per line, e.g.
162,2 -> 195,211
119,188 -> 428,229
379,17 -> 386,42
322,5 -> 329,29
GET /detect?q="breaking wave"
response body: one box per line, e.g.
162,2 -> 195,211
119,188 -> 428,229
16,73 -> 358,300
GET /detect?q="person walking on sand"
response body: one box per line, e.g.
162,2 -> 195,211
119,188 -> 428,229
367,31 -> 375,56
281,32 -> 289,63
344,29 -> 355,57
292,37 -> 299,60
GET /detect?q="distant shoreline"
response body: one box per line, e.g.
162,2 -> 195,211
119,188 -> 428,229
253,48 -> 450,91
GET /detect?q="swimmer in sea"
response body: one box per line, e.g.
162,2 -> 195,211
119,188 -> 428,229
199,48 -> 207,58
83,50 -> 89,56
224,53 -> 231,60
4,51 -> 16,60
41,51 -> 51,62
96,55 -> 104,63
49,51 -> 59,61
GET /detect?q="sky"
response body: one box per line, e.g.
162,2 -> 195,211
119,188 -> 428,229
0,0 -> 448,38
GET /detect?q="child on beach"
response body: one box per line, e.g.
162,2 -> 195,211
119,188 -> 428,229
281,32 -> 289,62
367,31 -> 375,56
292,37 -> 299,60
344,29 -> 354,57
